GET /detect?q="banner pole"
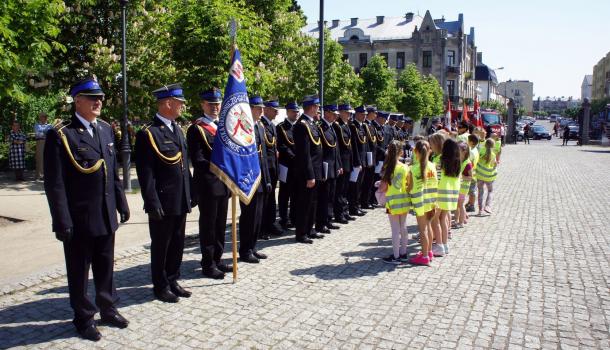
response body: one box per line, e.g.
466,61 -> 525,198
231,193 -> 238,283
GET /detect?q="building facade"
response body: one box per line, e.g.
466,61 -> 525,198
303,10 -> 478,106
581,75 -> 592,101
497,80 -> 534,115
592,52 -> 610,100
533,97 -> 580,115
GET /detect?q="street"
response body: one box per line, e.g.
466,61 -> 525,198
0,138 -> 609,349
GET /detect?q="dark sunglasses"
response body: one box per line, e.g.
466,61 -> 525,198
82,95 -> 105,102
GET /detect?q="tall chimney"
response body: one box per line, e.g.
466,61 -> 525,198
332,19 -> 340,28
351,17 -> 358,26
376,16 -> 384,25
405,12 -> 414,22
477,52 -> 483,64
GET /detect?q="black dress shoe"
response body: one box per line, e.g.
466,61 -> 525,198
100,312 -> 129,329
345,215 -> 356,221
239,254 -> 260,263
327,224 -> 340,230
296,237 -> 314,244
357,210 -> 366,215
170,283 -> 192,298
154,288 -> 180,303
202,267 -> 225,280
217,263 -> 233,273
335,218 -> 349,224
78,324 -> 101,341
287,222 -> 295,228
309,232 -> 325,239
267,225 -> 283,236
316,227 -> 331,234
261,234 -> 271,240
361,205 -> 373,210
349,211 -> 364,217
253,250 -> 268,259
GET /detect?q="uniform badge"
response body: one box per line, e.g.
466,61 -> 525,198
160,125 -> 165,130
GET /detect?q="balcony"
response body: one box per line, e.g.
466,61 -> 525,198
447,66 -> 460,75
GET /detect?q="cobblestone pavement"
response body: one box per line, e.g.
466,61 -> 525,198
1,138 -> 609,349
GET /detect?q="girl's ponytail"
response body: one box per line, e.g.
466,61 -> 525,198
414,140 -> 430,179
381,140 -> 402,184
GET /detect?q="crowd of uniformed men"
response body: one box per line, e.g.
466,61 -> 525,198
43,77 -> 415,341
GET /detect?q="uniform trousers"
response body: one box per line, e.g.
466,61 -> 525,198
198,195 -> 229,269
261,172 -> 278,232
334,173 -> 349,219
63,232 -> 117,330
360,167 -> 375,207
295,179 -> 317,239
149,214 -> 186,293
316,178 -> 335,230
348,170 -> 364,213
239,191 -> 266,256
278,173 -> 296,225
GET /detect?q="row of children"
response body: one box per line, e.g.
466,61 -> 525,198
377,127 -> 501,266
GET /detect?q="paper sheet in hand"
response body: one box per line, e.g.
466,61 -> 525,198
366,152 -> 373,166
374,161 -> 384,174
323,162 -> 329,180
349,167 -> 361,182
278,164 -> 288,183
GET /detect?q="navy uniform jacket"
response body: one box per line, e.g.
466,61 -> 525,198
293,115 -> 323,181
277,120 -> 296,169
318,119 -> 342,180
135,116 -> 192,215
384,124 -> 396,144
186,117 -> 230,197
260,116 -> 278,175
333,119 -> 353,174
364,121 -> 377,166
254,122 -> 273,193
349,120 -> 367,168
44,116 -> 129,236
371,120 -> 386,162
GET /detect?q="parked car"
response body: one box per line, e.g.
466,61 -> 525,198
567,124 -> 579,140
515,125 -> 525,141
549,114 -> 560,122
531,125 -> 552,140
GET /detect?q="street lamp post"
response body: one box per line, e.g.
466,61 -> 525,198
119,0 -> 131,192
318,0 -> 324,109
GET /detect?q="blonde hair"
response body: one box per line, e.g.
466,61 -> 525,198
428,133 -> 446,155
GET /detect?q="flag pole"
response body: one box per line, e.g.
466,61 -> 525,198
228,18 -> 239,284
231,193 -> 238,283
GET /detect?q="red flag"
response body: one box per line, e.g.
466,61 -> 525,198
462,99 -> 470,123
474,97 -> 482,127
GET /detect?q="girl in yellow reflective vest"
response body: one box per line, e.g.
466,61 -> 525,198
457,141 -> 473,228
434,139 -> 461,257
427,133 -> 446,254
476,138 -> 498,215
407,140 -> 437,266
378,141 -> 411,265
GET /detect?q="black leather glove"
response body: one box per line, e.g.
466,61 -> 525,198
55,228 -> 73,242
149,207 -> 165,221
190,199 -> 198,208
266,183 -> 272,192
120,210 -> 130,223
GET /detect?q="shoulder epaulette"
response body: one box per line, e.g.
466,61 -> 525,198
98,119 -> 111,127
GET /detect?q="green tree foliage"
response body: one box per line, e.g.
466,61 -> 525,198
480,100 -> 507,116
591,97 -> 610,116
0,0 -> 65,100
397,64 -> 425,120
359,55 -> 402,111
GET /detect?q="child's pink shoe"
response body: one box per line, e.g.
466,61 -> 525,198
409,252 -> 430,266
428,250 -> 434,261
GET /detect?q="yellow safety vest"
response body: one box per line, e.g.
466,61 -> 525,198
410,160 -> 437,216
459,159 -> 472,195
476,150 -> 497,182
438,165 -> 460,211
385,163 -> 411,215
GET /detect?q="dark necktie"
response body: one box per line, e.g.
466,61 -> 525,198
91,121 -> 102,150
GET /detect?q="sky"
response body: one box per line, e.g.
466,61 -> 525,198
297,0 -> 610,100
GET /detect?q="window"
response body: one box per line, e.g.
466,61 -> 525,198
423,51 -> 432,68
380,52 -> 388,65
447,50 -> 456,66
342,54 -> 349,62
396,52 -> 405,69
359,53 -> 368,68
447,80 -> 455,97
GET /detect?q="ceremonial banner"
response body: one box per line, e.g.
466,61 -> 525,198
210,48 -> 261,205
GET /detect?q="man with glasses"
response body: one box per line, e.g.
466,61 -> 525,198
135,83 -> 194,302
44,77 -> 130,341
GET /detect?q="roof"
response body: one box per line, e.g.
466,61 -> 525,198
583,75 -> 593,85
475,65 -> 498,84
303,15 -> 424,41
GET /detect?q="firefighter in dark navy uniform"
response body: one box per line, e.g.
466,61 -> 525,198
348,105 -> 368,217
135,83 -> 194,303
333,103 -> 355,223
259,98 -> 282,238
44,77 -> 130,341
186,88 -> 233,280
293,95 -> 325,243
276,102 -> 299,230
238,95 -> 273,263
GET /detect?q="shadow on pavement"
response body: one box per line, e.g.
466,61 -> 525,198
579,149 -> 610,153
0,321 -> 73,348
